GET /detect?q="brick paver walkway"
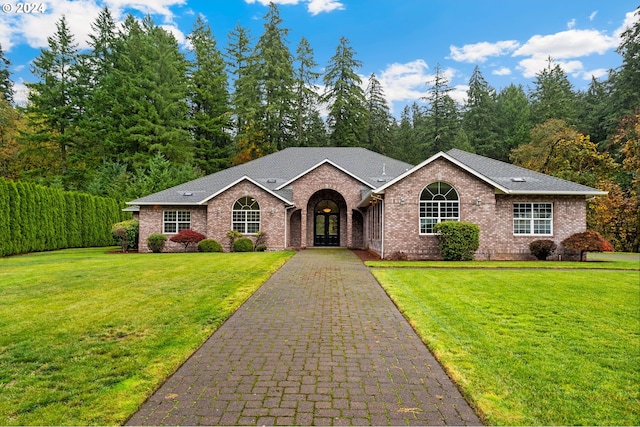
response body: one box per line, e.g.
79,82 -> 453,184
126,249 -> 482,426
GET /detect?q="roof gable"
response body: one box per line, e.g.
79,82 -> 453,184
127,147 -> 413,206
374,149 -> 607,196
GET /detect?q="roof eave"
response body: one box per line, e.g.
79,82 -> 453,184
506,190 -> 609,196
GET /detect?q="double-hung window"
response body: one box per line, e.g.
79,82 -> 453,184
232,196 -> 260,234
513,203 -> 553,235
163,210 -> 191,233
419,182 -> 460,234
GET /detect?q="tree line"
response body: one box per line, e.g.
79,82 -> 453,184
0,4 -> 637,251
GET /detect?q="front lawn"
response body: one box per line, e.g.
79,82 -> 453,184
0,247 -> 294,426
372,267 -> 640,425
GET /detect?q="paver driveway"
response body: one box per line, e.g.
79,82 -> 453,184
126,249 -> 482,426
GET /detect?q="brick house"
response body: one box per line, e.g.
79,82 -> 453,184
127,147 -> 606,259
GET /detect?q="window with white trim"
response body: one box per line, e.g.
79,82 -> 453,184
163,210 -> 191,233
232,196 -> 260,234
513,203 -> 553,235
419,182 -> 460,234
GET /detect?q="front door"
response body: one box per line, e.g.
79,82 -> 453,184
314,200 -> 339,246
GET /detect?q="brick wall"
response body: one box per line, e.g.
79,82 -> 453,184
367,158 -> 587,260
287,162 -> 369,249
206,180 -> 288,252
138,205 -> 207,253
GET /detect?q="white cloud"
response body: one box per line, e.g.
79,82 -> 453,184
580,67 -> 609,80
567,19 -> 576,30
13,81 -> 29,106
449,40 -> 519,63
308,0 -> 344,15
513,29 -> 617,59
377,60 -> 431,105
616,9 -> 640,38
589,11 -> 598,21
492,67 -> 511,76
0,0 -> 186,51
516,57 -> 584,79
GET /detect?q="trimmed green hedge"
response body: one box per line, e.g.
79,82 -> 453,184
0,178 -> 128,256
433,221 -> 480,261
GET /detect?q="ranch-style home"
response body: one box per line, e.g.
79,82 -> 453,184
127,147 -> 606,259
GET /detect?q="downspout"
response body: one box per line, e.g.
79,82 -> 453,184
381,198 -> 385,259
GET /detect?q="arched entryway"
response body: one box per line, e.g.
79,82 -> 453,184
306,189 -> 347,248
314,200 -> 339,246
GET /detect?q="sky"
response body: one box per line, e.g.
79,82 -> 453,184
1,0 -> 638,115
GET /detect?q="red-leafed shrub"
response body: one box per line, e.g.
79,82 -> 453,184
169,229 -> 206,252
561,230 -> 614,261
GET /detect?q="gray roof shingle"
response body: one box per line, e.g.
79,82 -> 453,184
446,149 -> 607,195
128,147 -> 413,206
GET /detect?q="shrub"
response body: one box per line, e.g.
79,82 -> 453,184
169,229 -> 206,252
198,239 -> 223,253
253,231 -> 267,250
433,221 -> 480,261
112,220 -> 139,252
146,233 -> 167,253
233,237 -> 254,252
388,251 -> 408,261
255,244 -> 267,252
529,239 -> 557,260
227,230 -> 243,251
562,230 -> 614,261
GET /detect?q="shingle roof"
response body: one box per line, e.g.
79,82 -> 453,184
445,149 -> 607,195
372,149 -> 606,197
127,147 -> 413,206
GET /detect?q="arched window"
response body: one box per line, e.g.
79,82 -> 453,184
232,196 -> 260,234
419,182 -> 459,234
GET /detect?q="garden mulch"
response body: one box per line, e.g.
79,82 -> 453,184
126,248 -> 482,426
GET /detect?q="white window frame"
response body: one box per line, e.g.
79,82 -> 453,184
163,210 -> 191,234
419,182 -> 460,235
513,202 -> 553,236
232,196 -> 261,234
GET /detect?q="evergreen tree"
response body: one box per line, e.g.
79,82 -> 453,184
494,84 -> 531,161
463,66 -> 498,158
293,36 -> 322,146
226,23 -> 260,147
529,57 -> 578,125
323,36 -> 367,147
188,15 -> 232,174
422,64 -> 460,156
24,16 -> 79,185
364,73 -> 393,154
612,7 -> 640,117
576,77 -> 615,149
0,43 -> 13,103
254,3 -> 295,151
101,15 -> 191,167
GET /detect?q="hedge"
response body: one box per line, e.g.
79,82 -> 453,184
0,178 -> 129,256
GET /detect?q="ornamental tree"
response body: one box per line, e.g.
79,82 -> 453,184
561,230 -> 614,261
169,229 -> 206,252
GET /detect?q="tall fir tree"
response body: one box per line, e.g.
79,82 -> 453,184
323,36 -> 367,147
254,3 -> 295,151
494,84 -> 531,161
612,7 -> 640,118
188,15 -> 232,174
422,64 -> 460,156
293,36 -> 322,147
364,73 -> 393,154
463,66 -> 498,158
24,16 -> 80,186
226,22 -> 262,160
0,43 -> 13,103
529,57 -> 578,126
101,15 -> 191,167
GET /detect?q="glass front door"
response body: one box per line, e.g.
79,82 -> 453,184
314,200 -> 339,246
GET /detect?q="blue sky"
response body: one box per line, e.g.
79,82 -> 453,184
1,0 -> 637,114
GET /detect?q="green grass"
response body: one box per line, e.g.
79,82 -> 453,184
372,267 -> 640,425
367,252 -> 640,270
0,247 -> 294,426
